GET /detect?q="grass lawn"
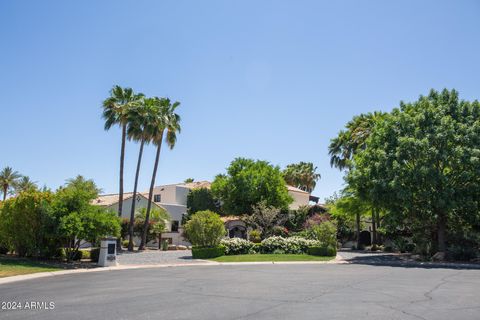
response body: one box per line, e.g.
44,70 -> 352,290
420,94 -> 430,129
0,257 -> 62,278
211,254 -> 335,262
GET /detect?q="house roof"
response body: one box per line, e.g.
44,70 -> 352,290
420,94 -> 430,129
92,192 -> 164,210
178,181 -> 212,190
286,185 -> 310,194
220,216 -> 243,223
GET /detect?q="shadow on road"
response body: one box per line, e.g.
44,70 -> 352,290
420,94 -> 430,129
340,249 -> 480,270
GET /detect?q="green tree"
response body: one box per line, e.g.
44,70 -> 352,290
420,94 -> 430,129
0,167 -> 21,200
186,188 -> 218,217
140,98 -> 181,250
184,178 -> 194,183
211,158 -> 292,215
349,89 -> 480,254
134,207 -> 170,248
59,207 -> 120,261
0,190 -> 56,257
102,85 -> 144,218
183,210 -> 225,247
283,162 -> 321,193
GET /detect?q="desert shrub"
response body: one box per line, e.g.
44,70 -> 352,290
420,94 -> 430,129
249,230 -> 262,243
220,238 -> 254,255
192,245 -> 225,259
259,236 -> 320,254
184,210 -> 225,247
308,245 -> 337,257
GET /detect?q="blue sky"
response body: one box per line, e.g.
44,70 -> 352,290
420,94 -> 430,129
1,1 -> 479,201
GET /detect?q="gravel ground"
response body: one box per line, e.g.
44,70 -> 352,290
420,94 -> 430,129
116,250 -> 198,265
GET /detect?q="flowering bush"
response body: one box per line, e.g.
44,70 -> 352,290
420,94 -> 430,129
220,238 -> 255,255
259,236 -> 320,254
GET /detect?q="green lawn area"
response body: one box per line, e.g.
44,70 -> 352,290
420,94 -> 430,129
211,254 -> 335,262
0,257 -> 61,278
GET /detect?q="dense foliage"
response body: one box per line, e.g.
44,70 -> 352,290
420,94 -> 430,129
283,162 -> 321,193
186,188 -> 218,216
0,176 -> 121,260
183,210 -> 226,247
243,201 -> 288,239
211,158 -> 292,215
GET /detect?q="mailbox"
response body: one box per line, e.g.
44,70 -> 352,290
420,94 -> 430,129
98,237 -> 118,267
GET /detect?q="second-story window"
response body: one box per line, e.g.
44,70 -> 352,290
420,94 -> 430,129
154,194 -> 161,202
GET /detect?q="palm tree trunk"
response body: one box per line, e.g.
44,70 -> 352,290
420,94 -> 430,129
118,124 -> 127,218
371,207 -> 377,246
128,140 -> 145,252
437,211 -> 447,253
3,186 -> 7,201
355,212 -> 361,249
139,137 -> 163,250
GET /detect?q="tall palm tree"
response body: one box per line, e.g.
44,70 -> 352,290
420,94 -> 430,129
0,167 -> 21,200
125,97 -> 157,251
14,176 -> 38,195
283,162 -> 320,193
102,86 -> 144,219
139,98 -> 181,250
328,111 -> 386,245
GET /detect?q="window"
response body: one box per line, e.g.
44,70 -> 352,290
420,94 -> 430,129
171,220 -> 179,232
154,194 -> 161,202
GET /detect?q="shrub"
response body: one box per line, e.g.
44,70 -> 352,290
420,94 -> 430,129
309,221 -> 337,248
192,246 -> 225,259
161,240 -> 169,251
272,226 -> 289,237
184,210 -> 225,247
308,246 -> 337,257
122,239 -> 129,248
249,230 -> 262,243
220,238 -> 254,255
447,245 -> 478,261
384,246 -> 394,252
0,246 -> 9,254
259,236 -> 320,254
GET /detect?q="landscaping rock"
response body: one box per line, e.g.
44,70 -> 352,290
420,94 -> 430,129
177,245 -> 187,250
432,251 -> 446,261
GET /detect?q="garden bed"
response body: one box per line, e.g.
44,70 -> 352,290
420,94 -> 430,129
210,254 -> 335,262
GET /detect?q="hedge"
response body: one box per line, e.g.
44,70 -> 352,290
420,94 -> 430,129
307,246 -> 337,257
192,246 -> 225,259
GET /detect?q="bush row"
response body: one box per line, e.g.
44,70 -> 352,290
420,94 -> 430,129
220,236 -> 337,255
192,246 -> 225,259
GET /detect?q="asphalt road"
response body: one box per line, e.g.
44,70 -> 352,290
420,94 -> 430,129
0,263 -> 479,320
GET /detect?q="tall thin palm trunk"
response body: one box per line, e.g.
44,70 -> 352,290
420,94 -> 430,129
118,124 -> 127,218
139,137 -> 163,250
371,207 -> 377,246
2,187 -> 7,201
356,212 -> 361,249
128,140 -> 145,252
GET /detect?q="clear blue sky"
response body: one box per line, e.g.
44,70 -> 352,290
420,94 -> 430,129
1,1 -> 479,201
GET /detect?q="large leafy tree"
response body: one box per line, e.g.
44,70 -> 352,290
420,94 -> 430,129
102,85 -> 144,218
349,89 -> 480,254
0,167 -> 21,200
139,98 -> 181,250
211,158 -> 292,215
283,162 -> 321,193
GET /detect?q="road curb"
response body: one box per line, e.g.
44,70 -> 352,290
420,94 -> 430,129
0,256 -> 344,285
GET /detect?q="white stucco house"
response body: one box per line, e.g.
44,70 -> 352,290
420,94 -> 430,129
93,180 -> 316,246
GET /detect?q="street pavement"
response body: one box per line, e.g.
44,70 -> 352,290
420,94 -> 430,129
0,262 -> 478,320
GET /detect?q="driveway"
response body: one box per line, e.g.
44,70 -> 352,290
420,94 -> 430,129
0,264 -> 478,320
117,250 -> 199,265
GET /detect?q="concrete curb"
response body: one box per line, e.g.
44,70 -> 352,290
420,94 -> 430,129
0,256 -> 343,286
